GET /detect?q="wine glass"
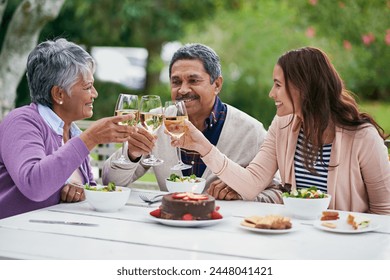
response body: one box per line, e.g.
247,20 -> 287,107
113,93 -> 139,164
139,95 -> 164,166
164,100 -> 192,170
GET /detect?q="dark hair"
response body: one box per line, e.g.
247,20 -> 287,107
169,43 -> 222,84
277,47 -> 386,170
26,38 -> 95,108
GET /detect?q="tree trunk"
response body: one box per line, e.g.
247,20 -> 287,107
0,0 -> 8,27
0,0 -> 65,120
144,43 -> 164,92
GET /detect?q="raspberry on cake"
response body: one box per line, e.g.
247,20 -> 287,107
151,192 -> 222,221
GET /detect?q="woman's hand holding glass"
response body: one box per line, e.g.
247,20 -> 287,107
169,119 -> 213,157
80,114 -> 136,151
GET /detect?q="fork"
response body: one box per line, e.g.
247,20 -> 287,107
139,194 -> 165,204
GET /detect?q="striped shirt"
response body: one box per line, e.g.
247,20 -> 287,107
294,129 -> 332,193
182,96 -> 227,177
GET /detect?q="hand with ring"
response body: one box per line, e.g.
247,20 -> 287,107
61,183 -> 86,203
207,179 -> 242,200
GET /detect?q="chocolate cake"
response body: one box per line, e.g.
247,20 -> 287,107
158,192 -> 217,220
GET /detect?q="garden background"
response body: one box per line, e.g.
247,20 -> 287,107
1,0 -> 389,134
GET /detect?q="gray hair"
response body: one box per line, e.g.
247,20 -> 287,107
26,38 -> 95,108
169,43 -> 222,84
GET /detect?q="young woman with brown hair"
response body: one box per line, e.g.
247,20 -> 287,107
170,47 -> 390,215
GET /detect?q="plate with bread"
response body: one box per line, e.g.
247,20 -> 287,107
239,215 -> 299,234
314,212 -> 379,233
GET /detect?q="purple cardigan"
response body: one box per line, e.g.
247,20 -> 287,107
0,103 -> 95,219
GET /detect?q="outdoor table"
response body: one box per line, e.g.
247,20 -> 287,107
0,188 -> 389,260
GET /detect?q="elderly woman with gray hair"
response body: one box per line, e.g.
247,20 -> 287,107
0,38 -> 134,219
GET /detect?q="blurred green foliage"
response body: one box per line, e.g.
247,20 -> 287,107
182,0 -> 390,128
3,0 -> 388,131
41,0 -> 245,90
359,101 -> 390,134
183,1 -> 314,126
294,0 -> 390,101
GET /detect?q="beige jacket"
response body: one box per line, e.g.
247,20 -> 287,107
103,104 -> 274,195
203,114 -> 390,215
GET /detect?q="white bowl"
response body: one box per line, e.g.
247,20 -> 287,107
165,178 -> 206,194
84,186 -> 131,212
283,195 -> 331,220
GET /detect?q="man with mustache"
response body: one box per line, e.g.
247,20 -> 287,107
103,43 -> 281,202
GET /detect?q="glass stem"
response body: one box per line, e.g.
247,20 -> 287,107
176,147 -> 183,164
121,142 -> 126,158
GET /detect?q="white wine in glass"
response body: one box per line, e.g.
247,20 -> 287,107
139,95 -> 164,166
113,93 -> 139,164
164,100 -> 192,171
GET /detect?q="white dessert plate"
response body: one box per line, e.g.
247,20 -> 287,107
239,221 -> 300,234
313,220 -> 380,234
147,210 -> 228,228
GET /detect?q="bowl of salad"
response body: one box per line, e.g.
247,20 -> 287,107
84,182 -> 131,212
165,174 -> 206,194
282,187 -> 331,220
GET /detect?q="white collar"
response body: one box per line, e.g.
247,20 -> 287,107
37,104 -> 81,137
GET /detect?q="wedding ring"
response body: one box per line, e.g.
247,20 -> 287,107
76,192 -> 81,195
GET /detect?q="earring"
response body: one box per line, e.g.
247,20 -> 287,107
59,101 -> 63,105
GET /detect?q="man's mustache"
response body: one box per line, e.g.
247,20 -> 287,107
175,94 -> 199,102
